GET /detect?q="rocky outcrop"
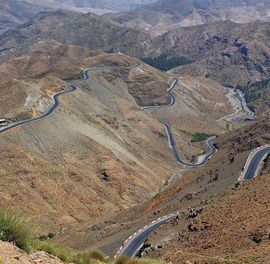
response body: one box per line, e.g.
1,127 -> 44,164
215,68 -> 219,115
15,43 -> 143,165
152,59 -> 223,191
0,241 -> 65,264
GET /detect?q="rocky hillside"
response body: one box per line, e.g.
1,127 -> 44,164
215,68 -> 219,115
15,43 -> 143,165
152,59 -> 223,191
0,40 -> 91,121
240,79 -> 270,114
0,0 -> 48,35
0,39 -> 233,235
0,240 -> 65,264
69,117 -> 270,259
140,120 -> 270,263
107,0 -> 270,34
0,47 -> 178,232
163,21 -> 270,105
145,173 -> 270,263
0,10 -> 151,62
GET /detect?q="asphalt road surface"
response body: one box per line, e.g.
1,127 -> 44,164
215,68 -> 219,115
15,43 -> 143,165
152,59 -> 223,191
0,69 -> 90,134
161,121 -> 217,167
115,78 -> 259,260
142,79 -> 217,167
115,213 -> 179,259
241,146 -> 270,180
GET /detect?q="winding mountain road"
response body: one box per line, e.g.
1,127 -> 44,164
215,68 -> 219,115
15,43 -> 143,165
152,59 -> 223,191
142,78 -> 217,167
1,65 -> 267,261
142,79 -> 177,110
114,79 -> 268,260
239,145 -> 270,180
0,69 -> 90,134
161,121 -> 217,167
115,213 -> 179,258
114,79 -> 218,260
116,143 -> 270,260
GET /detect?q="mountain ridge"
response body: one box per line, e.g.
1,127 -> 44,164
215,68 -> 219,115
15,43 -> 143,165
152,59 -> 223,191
18,0 -> 157,13
1,10 -> 270,113
0,0 -> 48,35
107,0 -> 270,35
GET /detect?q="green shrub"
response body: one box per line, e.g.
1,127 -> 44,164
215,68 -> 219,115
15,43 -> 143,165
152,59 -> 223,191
38,232 -> 55,241
191,132 -> 212,143
87,250 -> 104,261
71,253 -> 93,264
181,130 -> 212,143
48,232 -> 55,239
126,260 -> 139,264
115,255 -> 131,264
38,235 -> 48,241
71,250 -> 104,264
31,240 -> 71,261
32,241 -> 103,264
0,207 -> 32,252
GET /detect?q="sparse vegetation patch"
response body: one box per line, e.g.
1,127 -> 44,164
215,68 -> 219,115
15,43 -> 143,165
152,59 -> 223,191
0,207 -> 32,252
142,54 -> 192,71
181,130 -> 212,143
31,241 -> 106,264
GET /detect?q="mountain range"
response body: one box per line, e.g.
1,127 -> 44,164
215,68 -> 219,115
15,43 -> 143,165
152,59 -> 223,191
107,0 -> 270,34
19,0 -> 157,13
1,1 -> 270,263
0,0 -> 48,35
1,9 -> 270,112
0,0 -> 156,35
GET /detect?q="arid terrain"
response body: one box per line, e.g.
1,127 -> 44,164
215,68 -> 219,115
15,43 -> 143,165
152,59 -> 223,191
0,1 -> 270,264
1,10 -> 270,113
0,42 -> 236,235
143,122 -> 270,263
53,118 -> 270,262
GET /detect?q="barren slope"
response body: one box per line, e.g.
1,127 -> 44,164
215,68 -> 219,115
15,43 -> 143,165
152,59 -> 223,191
61,117 -> 270,259
0,45 -> 234,239
0,41 -> 91,121
0,50 -> 178,233
1,12 -> 270,114
135,119 -> 270,263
